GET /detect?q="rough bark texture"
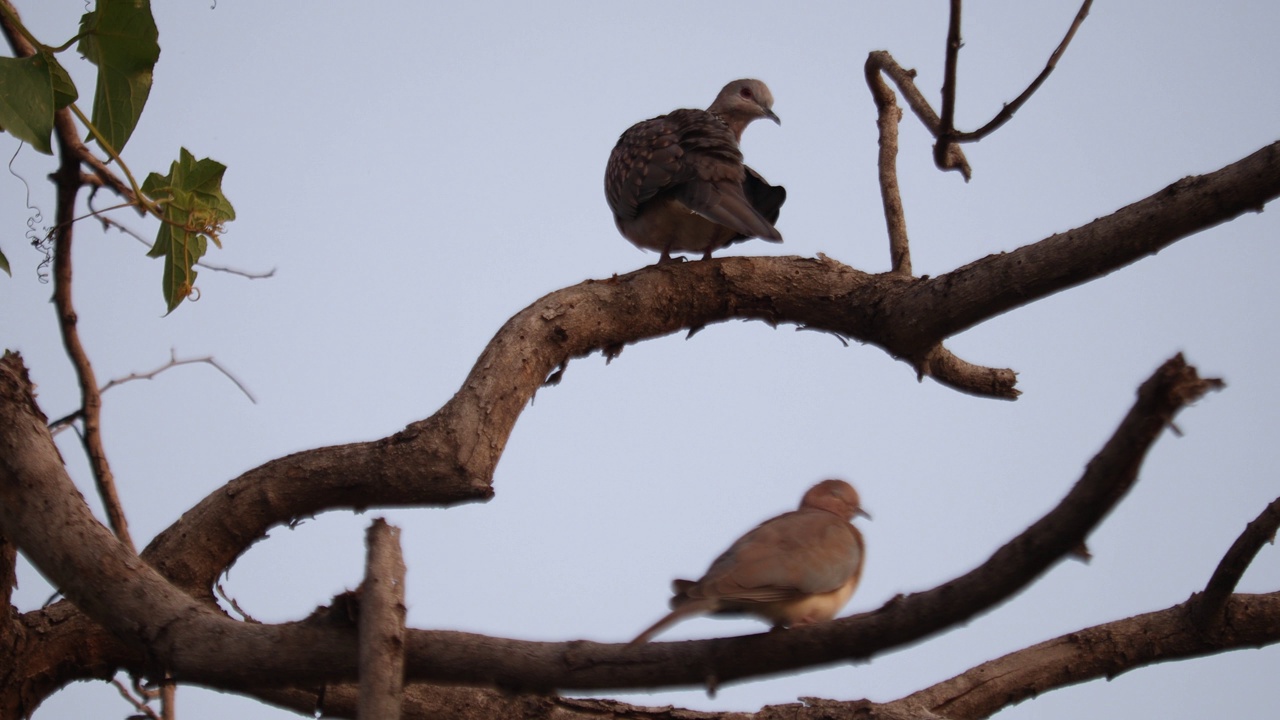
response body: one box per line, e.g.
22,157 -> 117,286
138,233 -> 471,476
7,340 -> 1276,720
2,2 -> 1279,716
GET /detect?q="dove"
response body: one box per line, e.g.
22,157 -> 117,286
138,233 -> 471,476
605,79 -> 786,263
631,479 -> 867,644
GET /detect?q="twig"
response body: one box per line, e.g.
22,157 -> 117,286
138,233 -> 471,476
103,349 -> 257,401
49,349 -> 256,432
1190,495 -> 1280,626
939,0 -> 963,138
953,0 -> 1094,142
932,0 -> 969,176
216,581 -> 260,623
88,193 -> 276,280
110,677 -> 162,720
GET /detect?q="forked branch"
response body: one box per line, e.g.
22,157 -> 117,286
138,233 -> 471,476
0,351 -> 1226,695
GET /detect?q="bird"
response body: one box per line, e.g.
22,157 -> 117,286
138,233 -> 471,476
605,79 -> 786,263
631,479 -> 867,644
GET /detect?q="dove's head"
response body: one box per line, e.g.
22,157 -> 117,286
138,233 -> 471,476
709,79 -> 779,139
800,479 -> 870,522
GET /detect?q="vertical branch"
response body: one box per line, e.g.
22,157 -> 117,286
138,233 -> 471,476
50,113 -> 136,553
3,0 -> 135,552
934,0 -> 963,173
359,519 -> 407,720
864,56 -> 912,275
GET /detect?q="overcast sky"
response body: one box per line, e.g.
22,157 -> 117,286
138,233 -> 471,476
2,2 -> 1278,718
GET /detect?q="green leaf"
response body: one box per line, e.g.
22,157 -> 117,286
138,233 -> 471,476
0,53 -> 73,155
78,0 -> 160,154
48,55 -> 79,110
142,148 -> 236,313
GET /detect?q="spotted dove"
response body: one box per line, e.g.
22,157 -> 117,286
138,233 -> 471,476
605,79 -> 785,263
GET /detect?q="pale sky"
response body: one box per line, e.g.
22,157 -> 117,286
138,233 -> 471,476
2,2 -> 1278,718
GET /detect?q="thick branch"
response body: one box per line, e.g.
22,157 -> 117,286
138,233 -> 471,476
358,519 -> 407,719
245,588 -> 1280,720
133,141 -> 1280,600
896,141 -> 1280,353
0,344 -> 1222,698
0,353 -> 362,687
1,138 -> 1275,705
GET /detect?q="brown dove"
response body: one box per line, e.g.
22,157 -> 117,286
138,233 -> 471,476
605,79 -> 785,263
631,479 -> 867,644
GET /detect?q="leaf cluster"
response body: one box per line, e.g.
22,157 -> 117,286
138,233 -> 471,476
0,0 -> 233,311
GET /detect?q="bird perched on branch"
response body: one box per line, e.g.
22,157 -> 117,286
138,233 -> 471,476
605,79 -> 786,263
631,479 -> 867,644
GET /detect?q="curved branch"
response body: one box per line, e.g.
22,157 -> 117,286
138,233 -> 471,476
898,592 -> 1280,720
1,137 -> 1275,706
864,53 -> 913,275
913,345 -> 1020,400
0,350 -> 1219,697
1190,496 -> 1280,625
137,139 -> 1280,597
865,50 -> 972,180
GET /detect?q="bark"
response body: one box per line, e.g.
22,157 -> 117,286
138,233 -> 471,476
358,520 -> 407,719
3,346 -> 1260,720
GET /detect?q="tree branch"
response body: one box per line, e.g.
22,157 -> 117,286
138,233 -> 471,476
897,141 -> 1280,353
865,51 -> 972,180
1,138 -> 1276,711
358,519 -> 407,719
952,0 -> 1093,142
864,54 -> 912,276
49,111 -> 135,552
129,140 -> 1280,603
934,1 -> 1093,171
49,350 -> 257,432
228,589 -> 1280,720
0,350 -> 1222,700
897,592 -> 1279,720
913,344 -> 1020,400
1190,496 -> 1280,625
938,0 -> 963,140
